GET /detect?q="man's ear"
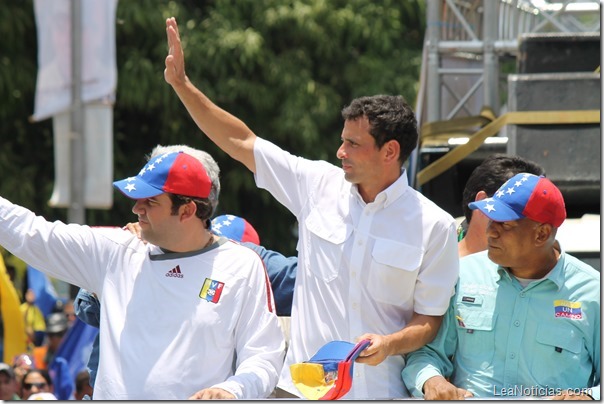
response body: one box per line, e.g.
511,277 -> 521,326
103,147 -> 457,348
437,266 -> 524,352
383,140 -> 401,163
475,190 -> 488,201
534,223 -> 554,246
180,201 -> 197,222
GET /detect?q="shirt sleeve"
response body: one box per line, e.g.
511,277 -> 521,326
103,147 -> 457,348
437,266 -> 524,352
588,296 -> 600,400
413,218 -> 460,315
253,137 -> 335,218
209,252 -> 286,398
242,241 -> 297,317
402,292 -> 458,397
74,288 -> 101,328
0,196 -> 109,292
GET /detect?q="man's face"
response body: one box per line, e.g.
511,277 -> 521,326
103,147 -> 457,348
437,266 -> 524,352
336,117 -> 383,186
486,217 -> 540,268
0,373 -> 17,400
131,193 -> 183,247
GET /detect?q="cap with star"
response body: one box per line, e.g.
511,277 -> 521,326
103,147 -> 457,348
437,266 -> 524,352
469,173 -> 566,227
113,151 -> 212,199
211,214 -> 260,244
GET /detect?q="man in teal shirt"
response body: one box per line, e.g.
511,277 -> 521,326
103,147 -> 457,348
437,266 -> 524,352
403,173 -> 600,400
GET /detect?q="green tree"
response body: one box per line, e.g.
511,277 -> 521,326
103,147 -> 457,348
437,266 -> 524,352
0,0 -> 426,256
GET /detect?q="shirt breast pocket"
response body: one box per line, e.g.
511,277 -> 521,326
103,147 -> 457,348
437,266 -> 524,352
367,240 -> 423,306
456,301 -> 497,369
304,209 -> 352,282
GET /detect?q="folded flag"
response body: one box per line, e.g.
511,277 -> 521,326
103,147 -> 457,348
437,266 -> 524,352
290,339 -> 370,400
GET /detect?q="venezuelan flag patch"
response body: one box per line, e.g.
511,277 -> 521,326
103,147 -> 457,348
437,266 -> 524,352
199,278 -> 225,303
554,299 -> 582,320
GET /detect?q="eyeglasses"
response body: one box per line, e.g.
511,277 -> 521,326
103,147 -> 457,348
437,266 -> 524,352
23,382 -> 48,390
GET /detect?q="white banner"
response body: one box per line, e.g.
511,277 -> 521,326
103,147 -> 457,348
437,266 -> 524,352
32,0 -> 118,121
49,103 -> 114,209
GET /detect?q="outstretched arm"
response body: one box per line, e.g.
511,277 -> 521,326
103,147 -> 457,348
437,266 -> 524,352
164,17 -> 257,172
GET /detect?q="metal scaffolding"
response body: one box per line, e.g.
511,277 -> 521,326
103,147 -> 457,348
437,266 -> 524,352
418,0 -> 600,124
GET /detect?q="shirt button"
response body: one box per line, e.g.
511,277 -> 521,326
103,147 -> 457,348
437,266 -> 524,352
351,271 -> 357,278
514,321 -> 520,327
352,303 -> 358,310
520,292 -> 526,298
357,239 -> 363,245
510,353 -> 516,359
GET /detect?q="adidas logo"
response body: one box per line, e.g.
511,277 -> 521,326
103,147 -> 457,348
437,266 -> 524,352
165,265 -> 183,278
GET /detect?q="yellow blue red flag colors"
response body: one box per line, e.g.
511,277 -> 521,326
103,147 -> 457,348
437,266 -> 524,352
0,254 -> 27,362
290,339 -> 370,400
199,278 -> 224,303
554,299 -> 582,319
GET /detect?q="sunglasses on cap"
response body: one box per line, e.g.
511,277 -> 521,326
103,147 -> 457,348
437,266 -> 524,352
23,381 -> 48,390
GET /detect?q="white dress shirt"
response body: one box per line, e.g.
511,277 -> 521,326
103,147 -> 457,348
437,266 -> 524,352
253,137 -> 459,399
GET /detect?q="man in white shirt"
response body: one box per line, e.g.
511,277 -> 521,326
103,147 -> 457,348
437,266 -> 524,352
163,17 -> 459,399
0,147 -> 284,399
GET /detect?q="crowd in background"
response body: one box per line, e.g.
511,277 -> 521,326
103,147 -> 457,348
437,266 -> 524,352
1,263 -> 95,400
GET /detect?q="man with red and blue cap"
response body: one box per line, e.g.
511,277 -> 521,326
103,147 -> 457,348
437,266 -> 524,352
211,214 -> 260,245
0,147 -> 285,399
403,173 -> 600,400
211,214 -> 297,318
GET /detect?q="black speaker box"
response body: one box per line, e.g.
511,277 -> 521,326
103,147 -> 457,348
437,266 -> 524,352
518,33 -> 600,74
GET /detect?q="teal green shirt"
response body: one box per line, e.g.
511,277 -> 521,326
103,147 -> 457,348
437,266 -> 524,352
403,249 -> 600,399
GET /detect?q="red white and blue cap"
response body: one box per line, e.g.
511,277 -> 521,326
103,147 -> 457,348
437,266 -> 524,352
211,214 -> 260,244
469,173 -> 566,227
113,151 -> 212,199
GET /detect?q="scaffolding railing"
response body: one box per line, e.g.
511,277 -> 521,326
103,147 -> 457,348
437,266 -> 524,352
420,0 -> 600,123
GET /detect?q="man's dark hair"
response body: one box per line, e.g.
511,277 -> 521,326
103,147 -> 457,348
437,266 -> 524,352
168,194 -> 214,229
462,154 -> 545,223
341,95 -> 418,164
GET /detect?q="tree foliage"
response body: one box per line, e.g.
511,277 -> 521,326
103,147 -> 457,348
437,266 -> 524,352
0,0 -> 426,255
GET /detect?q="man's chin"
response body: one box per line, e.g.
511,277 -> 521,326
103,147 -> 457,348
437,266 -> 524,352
139,229 -> 153,243
343,172 -> 359,184
487,248 -> 505,265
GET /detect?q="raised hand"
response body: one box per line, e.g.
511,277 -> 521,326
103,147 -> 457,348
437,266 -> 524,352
164,17 -> 187,87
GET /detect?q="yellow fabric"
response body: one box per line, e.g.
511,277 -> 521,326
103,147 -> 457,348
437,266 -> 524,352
0,255 -> 27,362
20,303 -> 46,332
417,109 -> 601,186
290,362 -> 335,400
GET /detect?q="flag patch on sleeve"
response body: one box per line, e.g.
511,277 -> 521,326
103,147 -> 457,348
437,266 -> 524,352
554,299 -> 582,319
199,278 -> 225,303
